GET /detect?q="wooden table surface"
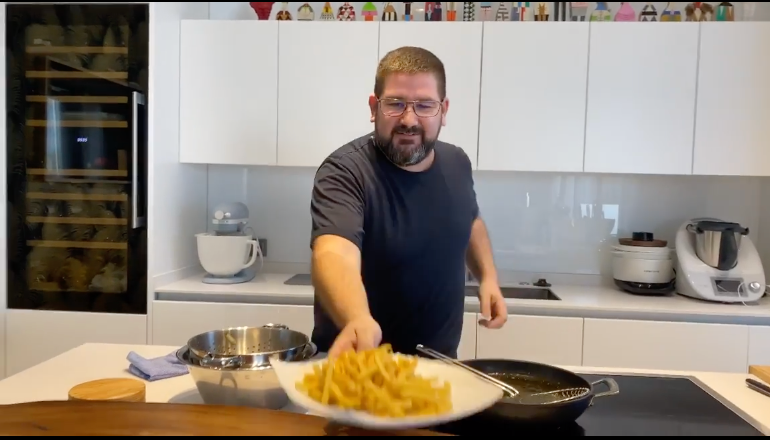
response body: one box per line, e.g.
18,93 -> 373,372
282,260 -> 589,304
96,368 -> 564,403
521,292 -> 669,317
0,401 -> 452,436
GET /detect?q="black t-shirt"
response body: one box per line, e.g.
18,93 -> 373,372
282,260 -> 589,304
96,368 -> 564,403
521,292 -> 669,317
309,133 -> 479,358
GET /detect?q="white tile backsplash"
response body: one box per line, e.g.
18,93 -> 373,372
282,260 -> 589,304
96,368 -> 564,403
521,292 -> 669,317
208,164 -> 770,279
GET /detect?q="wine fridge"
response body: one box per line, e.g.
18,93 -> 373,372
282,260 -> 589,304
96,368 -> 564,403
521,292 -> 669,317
6,4 -> 149,314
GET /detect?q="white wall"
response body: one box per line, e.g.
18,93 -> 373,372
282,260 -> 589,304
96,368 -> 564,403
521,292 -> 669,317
206,1 -> 770,281
148,3 -> 210,339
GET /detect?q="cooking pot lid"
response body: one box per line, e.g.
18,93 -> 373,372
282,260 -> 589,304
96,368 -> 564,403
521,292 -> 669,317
694,220 -> 748,234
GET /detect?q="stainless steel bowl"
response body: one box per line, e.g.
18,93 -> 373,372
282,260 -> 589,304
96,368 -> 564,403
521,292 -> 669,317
177,324 -> 317,409
187,323 -> 309,369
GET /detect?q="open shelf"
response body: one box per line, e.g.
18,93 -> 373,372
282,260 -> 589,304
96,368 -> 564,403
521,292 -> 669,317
26,46 -> 128,55
27,169 -> 128,178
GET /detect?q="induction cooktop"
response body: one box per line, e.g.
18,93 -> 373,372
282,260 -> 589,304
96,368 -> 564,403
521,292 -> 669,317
429,374 -> 764,436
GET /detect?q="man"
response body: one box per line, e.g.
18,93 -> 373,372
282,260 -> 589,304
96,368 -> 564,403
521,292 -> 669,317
309,46 -> 507,359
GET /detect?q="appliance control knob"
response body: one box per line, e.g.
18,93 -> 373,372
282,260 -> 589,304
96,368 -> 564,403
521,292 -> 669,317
749,282 -> 762,293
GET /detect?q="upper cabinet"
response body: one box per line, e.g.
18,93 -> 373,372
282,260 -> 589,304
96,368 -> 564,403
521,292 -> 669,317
277,22 -> 378,168
179,20 -> 278,165
584,23 -> 700,175
380,22 -> 483,169
693,23 -> 770,177
478,23 -> 589,173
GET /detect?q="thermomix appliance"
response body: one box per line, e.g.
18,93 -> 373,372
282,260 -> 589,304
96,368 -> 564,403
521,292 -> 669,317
675,218 -> 765,303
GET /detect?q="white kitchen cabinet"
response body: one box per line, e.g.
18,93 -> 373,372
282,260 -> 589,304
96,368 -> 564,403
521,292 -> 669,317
458,313 -> 478,360
379,22 -> 482,169
477,23 -> 588,173
277,22 -> 379,167
693,23 -> 770,176
476,315 -> 584,366
748,325 -> 770,369
5,310 -> 147,377
152,301 -> 314,346
584,23 -> 699,175
179,20 -> 278,165
583,318 -> 749,373
0,311 -> 5,379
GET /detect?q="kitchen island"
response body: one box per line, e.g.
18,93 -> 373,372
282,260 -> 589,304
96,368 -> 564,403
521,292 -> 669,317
0,343 -> 768,436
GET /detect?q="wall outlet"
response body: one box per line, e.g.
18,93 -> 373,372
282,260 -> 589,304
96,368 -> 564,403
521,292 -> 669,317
258,238 -> 268,257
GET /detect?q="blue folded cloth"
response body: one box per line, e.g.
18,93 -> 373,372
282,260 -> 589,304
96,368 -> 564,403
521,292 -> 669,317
127,351 -> 189,382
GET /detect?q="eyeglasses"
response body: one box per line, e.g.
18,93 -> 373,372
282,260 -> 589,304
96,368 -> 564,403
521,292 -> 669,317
378,98 -> 442,118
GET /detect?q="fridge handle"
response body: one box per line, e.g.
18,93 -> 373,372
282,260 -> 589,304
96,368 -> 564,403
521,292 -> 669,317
131,91 -> 146,229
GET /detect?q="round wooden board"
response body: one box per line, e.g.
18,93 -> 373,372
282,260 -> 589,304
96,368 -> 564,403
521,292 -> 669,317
68,378 -> 146,403
0,401 -> 451,436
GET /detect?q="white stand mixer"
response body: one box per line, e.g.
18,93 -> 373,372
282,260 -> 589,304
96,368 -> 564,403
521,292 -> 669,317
196,202 -> 263,284
675,218 -> 766,303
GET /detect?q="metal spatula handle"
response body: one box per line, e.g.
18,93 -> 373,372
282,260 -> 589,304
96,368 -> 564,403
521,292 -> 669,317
416,344 -> 519,397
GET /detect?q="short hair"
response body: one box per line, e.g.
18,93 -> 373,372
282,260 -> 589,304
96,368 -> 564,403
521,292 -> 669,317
374,46 -> 447,100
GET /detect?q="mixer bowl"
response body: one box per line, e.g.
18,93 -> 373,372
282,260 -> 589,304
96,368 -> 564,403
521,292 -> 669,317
196,232 -> 257,276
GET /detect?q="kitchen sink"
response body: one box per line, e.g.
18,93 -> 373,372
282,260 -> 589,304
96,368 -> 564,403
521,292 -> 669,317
464,286 -> 561,301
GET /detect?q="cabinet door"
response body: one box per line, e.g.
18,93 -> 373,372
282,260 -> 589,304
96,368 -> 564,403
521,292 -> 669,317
277,22 -> 378,167
458,313 -> 478,360
749,326 -> 770,368
379,22 -> 482,169
6,310 -> 147,376
583,319 -> 749,373
476,315 -> 584,366
152,301 -> 314,346
0,311 -> 5,380
478,23 -> 588,172
179,20 -> 278,165
584,23 -> 699,175
693,23 -> 770,176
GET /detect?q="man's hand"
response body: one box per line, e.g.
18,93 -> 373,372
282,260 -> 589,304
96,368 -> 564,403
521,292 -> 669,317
478,281 -> 508,329
328,315 -> 383,358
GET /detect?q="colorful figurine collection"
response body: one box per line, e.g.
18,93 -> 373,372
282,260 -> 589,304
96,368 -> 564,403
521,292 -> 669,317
249,2 -> 742,22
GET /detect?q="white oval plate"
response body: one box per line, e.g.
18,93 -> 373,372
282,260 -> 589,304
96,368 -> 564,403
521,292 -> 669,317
272,355 -> 503,431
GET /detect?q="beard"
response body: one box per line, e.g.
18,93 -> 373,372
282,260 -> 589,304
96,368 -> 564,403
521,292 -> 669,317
373,120 -> 439,167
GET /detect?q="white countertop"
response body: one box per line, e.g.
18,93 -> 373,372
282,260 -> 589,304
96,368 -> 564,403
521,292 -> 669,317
0,343 -> 768,435
155,272 -> 770,324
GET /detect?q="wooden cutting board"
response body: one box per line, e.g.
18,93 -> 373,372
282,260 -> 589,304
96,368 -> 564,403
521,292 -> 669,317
0,401 -> 451,436
749,365 -> 770,385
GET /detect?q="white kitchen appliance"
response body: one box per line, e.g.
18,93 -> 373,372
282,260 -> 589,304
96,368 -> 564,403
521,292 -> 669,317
675,218 -> 766,303
612,232 -> 675,296
196,202 -> 262,284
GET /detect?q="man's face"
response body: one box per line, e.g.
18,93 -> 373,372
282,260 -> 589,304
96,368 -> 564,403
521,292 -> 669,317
368,73 -> 449,167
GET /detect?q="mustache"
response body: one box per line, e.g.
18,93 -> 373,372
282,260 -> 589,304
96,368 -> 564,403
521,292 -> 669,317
393,125 -> 423,136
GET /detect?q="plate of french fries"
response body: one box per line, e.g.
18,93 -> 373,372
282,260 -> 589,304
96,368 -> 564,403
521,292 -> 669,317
271,344 -> 504,430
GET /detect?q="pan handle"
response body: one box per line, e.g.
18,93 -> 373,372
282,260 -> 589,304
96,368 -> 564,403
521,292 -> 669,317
591,378 -> 620,399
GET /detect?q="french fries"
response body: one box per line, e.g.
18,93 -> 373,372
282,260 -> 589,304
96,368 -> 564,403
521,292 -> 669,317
295,344 -> 453,418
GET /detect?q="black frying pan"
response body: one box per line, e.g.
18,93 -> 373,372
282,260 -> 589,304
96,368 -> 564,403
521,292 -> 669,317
461,359 -> 619,424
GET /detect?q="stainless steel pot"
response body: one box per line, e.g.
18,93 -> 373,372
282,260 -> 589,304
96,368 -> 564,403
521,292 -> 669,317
177,324 -> 317,409
187,323 -> 309,369
686,220 -> 749,271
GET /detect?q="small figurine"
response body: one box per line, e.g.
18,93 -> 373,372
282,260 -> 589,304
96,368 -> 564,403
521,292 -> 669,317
570,2 -> 588,21
480,2 -> 492,21
716,2 -> 734,21
639,2 -> 658,21
660,2 -> 682,21
447,2 -> 458,21
425,2 -> 443,21
362,2 -> 378,21
320,2 -> 335,20
297,3 -> 314,21
495,2 -> 510,21
685,2 -> 714,21
554,2 -> 568,21
614,2 -> 636,21
276,2 -> 292,20
590,2 -> 611,21
534,2 -> 549,21
249,2 -> 275,20
463,2 -> 476,21
338,2 -> 356,21
382,2 -> 398,21
512,2 -> 531,21
404,2 -> 414,21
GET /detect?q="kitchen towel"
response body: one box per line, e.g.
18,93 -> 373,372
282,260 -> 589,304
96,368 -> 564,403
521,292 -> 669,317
127,351 -> 189,382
